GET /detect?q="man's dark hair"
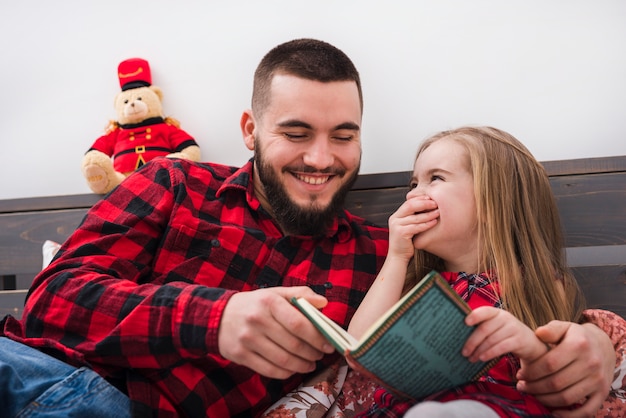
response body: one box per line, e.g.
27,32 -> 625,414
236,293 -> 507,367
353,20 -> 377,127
252,38 -> 363,116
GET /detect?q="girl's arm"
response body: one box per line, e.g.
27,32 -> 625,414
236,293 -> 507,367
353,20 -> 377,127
348,253 -> 410,338
348,194 -> 438,338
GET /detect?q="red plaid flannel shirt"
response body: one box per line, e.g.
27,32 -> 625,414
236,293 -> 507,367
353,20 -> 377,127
2,158 -> 388,417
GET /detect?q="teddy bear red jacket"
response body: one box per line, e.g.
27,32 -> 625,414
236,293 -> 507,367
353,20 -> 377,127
89,117 -> 198,172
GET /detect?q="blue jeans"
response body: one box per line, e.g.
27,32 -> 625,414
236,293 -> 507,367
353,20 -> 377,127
0,337 -> 131,417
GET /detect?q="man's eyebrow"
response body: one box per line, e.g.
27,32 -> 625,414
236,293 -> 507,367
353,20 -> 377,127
334,122 -> 360,132
277,119 -> 312,129
276,120 -> 360,132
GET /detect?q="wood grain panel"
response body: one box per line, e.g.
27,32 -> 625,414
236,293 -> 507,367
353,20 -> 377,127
573,265 -> 626,319
0,209 -> 88,276
551,172 -> 626,247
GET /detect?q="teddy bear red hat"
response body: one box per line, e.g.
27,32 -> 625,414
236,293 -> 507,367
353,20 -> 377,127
118,58 -> 152,91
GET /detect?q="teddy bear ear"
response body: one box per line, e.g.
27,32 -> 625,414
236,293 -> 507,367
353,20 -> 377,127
150,86 -> 163,101
113,91 -> 122,107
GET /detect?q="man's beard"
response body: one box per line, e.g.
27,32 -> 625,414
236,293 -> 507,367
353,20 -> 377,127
254,142 -> 359,236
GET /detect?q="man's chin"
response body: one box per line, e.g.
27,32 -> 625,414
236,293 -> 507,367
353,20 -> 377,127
293,198 -> 332,213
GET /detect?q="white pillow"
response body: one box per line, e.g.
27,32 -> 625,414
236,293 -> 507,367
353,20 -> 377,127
42,240 -> 61,269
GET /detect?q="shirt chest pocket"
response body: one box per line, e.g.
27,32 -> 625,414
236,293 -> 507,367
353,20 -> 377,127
155,223 -> 268,288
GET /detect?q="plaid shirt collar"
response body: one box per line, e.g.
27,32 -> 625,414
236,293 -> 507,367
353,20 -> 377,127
442,270 -> 502,309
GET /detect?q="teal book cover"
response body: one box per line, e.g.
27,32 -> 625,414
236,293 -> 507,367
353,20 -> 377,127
291,271 -> 496,400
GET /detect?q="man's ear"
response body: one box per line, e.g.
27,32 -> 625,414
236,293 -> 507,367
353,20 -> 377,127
240,109 -> 256,151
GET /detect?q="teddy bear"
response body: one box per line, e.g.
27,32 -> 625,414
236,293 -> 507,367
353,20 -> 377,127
82,58 -> 201,194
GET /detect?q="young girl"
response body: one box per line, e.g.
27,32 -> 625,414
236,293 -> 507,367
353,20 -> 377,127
349,126 -> 586,417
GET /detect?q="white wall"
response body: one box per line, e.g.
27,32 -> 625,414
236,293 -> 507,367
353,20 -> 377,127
1,0 -> 625,199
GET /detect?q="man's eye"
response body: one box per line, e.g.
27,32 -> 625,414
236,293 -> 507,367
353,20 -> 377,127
334,135 -> 353,142
284,133 -> 307,140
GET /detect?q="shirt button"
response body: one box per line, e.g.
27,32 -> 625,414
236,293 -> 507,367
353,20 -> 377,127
323,282 -> 333,289
210,239 -> 220,247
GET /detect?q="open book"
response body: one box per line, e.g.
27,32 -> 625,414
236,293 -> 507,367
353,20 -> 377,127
291,270 -> 497,400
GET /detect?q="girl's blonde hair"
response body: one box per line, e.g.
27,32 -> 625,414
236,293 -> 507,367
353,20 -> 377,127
407,126 -> 585,329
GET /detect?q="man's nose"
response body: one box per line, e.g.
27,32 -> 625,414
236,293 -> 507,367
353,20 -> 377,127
303,137 -> 334,169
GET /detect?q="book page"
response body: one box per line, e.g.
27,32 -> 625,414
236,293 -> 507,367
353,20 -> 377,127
292,298 -> 359,351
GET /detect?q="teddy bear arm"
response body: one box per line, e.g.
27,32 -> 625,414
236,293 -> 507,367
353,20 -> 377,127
88,128 -> 120,157
82,149 -> 127,194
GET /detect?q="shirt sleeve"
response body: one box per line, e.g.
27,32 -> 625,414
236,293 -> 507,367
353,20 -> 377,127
23,159 -> 234,374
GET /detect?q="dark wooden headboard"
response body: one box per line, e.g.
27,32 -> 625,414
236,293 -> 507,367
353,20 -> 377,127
0,194 -> 100,318
1,155 -> 625,318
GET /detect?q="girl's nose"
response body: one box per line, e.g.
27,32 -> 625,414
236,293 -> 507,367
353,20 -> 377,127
407,187 -> 425,199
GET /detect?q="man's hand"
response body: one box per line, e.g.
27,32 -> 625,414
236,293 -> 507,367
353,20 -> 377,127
517,320 -> 614,417
217,286 -> 335,379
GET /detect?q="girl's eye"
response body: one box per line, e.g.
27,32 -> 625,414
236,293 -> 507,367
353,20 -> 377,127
431,175 -> 443,182
409,182 -> 418,190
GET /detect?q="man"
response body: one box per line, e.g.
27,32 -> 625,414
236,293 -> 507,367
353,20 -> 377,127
0,38 -> 618,417
2,38 -> 387,417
